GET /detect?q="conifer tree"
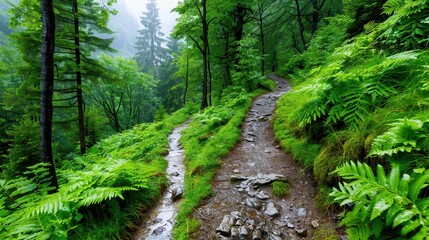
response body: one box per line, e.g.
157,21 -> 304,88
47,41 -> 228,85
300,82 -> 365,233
135,0 -> 165,76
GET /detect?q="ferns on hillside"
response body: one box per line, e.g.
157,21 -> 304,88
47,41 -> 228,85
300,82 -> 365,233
381,0 -> 429,49
370,118 -> 429,159
331,161 -> 429,239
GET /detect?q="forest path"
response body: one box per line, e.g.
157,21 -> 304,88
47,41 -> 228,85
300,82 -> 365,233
132,121 -> 189,240
190,75 -> 335,239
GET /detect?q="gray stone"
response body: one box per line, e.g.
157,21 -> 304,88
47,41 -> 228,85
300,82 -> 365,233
231,227 -> 239,240
216,233 -> 229,240
264,202 -> 280,217
252,229 -> 262,240
311,220 -> 319,228
171,187 -> 183,201
152,226 -> 166,236
245,197 -> 262,210
295,228 -> 308,237
239,226 -> 249,239
268,234 -> 282,240
340,236 -> 348,240
257,191 -> 270,200
231,211 -> 241,219
297,208 -> 307,217
244,138 -> 255,142
236,219 -> 243,226
254,173 -> 287,185
274,219 -> 288,227
287,222 -> 295,228
216,215 -> 232,235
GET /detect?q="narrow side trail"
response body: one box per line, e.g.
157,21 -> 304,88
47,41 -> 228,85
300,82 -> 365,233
132,121 -> 189,240
191,76 -> 334,239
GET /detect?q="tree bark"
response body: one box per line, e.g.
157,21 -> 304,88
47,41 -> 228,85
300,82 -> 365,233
183,54 -> 189,105
40,0 -> 59,192
257,3 -> 266,75
200,0 -> 209,110
311,0 -> 319,35
73,0 -> 86,154
294,0 -> 307,51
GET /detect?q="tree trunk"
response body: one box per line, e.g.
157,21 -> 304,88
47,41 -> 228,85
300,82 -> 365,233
73,0 -> 86,155
311,0 -> 319,35
40,0 -> 59,192
294,0 -> 307,51
183,54 -> 189,105
200,0 -> 209,110
258,3 -> 266,75
207,37 -> 212,106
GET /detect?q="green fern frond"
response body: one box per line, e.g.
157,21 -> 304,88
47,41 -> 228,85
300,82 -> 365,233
331,161 -> 429,239
370,118 -> 428,157
78,187 -> 137,207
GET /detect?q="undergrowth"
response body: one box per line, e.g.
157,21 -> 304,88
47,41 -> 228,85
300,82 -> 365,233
0,105 -> 196,239
173,86 -> 267,239
274,1 -> 429,239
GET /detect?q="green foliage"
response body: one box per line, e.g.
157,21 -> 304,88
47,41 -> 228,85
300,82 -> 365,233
0,106 -> 195,239
370,118 -> 429,159
272,181 -> 289,197
380,0 -> 429,50
278,15 -> 351,76
232,35 -> 263,91
2,117 -> 39,180
331,161 -> 429,239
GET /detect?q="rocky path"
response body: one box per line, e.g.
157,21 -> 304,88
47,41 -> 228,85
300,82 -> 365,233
132,122 -> 189,240
191,76 -> 335,239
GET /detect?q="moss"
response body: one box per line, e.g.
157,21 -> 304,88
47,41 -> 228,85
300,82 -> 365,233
272,181 -> 289,197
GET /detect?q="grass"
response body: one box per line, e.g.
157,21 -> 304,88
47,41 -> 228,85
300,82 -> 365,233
173,87 -> 268,239
272,181 -> 289,197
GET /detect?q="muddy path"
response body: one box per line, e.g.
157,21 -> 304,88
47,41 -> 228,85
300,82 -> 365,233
132,122 -> 189,240
191,76 -> 336,239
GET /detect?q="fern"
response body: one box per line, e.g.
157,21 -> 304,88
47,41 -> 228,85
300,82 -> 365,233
331,161 -> 429,239
381,0 -> 429,49
371,118 -> 429,157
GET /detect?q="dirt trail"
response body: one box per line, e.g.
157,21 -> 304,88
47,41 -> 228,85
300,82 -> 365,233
191,76 -> 335,239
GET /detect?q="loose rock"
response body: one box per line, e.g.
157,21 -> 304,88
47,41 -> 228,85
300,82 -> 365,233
171,187 -> 183,201
268,233 -> 282,240
295,228 -> 308,237
252,229 -> 262,240
239,226 -> 249,239
216,215 -> 232,235
245,197 -> 262,210
264,202 -> 280,217
311,219 -> 319,228
231,226 -> 239,240
297,208 -> 307,217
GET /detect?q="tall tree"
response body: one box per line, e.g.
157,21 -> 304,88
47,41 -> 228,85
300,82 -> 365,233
174,0 -> 211,110
72,0 -> 85,154
40,0 -> 59,191
134,0 -> 165,75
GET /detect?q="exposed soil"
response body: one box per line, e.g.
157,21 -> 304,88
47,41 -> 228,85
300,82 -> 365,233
190,76 -> 337,239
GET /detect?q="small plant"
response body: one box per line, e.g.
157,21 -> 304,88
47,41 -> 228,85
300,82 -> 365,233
272,181 -> 289,197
